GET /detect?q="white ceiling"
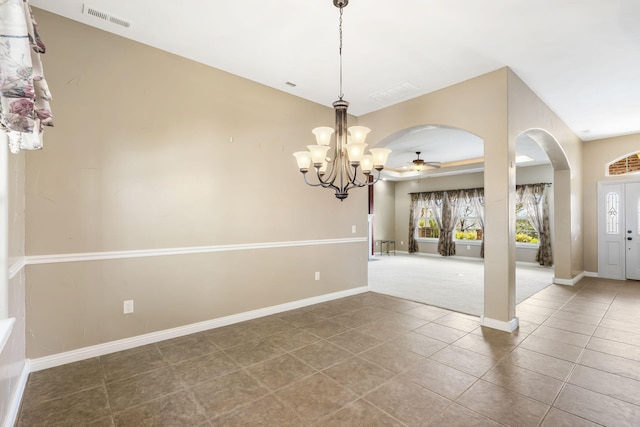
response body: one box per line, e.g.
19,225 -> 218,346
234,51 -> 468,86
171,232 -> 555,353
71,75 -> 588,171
30,0 -> 640,178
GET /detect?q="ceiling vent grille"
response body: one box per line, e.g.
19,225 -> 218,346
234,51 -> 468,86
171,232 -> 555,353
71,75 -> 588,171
370,81 -> 420,104
83,4 -> 132,28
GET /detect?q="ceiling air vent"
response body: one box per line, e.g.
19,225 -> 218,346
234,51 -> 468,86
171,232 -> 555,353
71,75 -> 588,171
82,4 -> 132,29
370,81 -> 420,104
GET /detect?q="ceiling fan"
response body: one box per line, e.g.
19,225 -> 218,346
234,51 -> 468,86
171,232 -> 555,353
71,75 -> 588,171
410,152 -> 441,170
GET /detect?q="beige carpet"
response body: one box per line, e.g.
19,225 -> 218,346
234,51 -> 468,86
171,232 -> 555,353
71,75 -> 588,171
368,253 -> 554,316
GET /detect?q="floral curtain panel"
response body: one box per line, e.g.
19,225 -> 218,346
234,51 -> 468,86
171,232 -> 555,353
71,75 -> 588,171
0,0 -> 53,153
427,191 -> 444,235
465,188 -> 485,257
408,191 -> 443,254
438,190 -> 463,256
408,193 -> 423,253
517,183 -> 553,266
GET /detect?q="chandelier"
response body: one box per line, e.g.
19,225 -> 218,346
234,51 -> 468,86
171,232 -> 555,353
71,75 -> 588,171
293,0 -> 391,201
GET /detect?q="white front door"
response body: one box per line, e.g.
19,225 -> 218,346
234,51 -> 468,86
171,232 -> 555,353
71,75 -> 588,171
598,181 -> 640,280
625,183 -> 640,280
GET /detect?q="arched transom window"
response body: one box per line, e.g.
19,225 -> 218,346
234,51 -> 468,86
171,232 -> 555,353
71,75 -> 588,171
607,152 -> 640,176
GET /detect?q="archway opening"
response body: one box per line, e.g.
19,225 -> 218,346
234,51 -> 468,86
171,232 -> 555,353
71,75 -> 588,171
368,124 -> 488,314
516,128 -> 572,284
367,125 -> 567,315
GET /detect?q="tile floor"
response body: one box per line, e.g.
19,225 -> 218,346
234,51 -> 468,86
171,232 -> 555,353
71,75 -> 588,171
16,276 -> 640,426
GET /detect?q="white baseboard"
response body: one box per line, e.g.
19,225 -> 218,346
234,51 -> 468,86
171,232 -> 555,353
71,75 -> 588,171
3,359 -> 29,427
29,286 -> 368,372
480,315 -> 519,332
553,271 -> 585,286
584,271 -> 598,278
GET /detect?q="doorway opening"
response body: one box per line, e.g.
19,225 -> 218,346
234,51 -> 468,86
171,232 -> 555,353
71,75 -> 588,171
367,126 -> 569,315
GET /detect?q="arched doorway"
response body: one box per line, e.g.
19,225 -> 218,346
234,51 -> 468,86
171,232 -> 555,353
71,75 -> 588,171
367,125 -> 568,316
367,124 -> 487,314
517,129 -> 572,284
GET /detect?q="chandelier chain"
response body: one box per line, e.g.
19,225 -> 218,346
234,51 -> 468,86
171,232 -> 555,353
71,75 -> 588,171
338,5 -> 344,100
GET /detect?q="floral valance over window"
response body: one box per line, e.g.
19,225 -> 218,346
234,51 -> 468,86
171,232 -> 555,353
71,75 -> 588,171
0,0 -> 53,153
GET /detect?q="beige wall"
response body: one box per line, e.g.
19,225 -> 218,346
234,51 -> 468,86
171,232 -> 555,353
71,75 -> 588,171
583,133 -> 640,272
26,244 -> 365,356
24,10 -> 368,358
507,70 -> 584,279
372,180 -> 395,245
0,148 -> 26,424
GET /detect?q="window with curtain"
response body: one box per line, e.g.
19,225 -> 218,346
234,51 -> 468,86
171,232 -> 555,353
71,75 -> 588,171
455,196 -> 482,241
417,207 -> 440,238
516,203 -> 540,243
409,183 -> 552,265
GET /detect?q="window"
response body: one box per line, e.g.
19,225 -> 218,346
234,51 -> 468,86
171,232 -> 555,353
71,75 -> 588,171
455,203 -> 482,240
607,153 -> 640,176
606,191 -> 619,235
410,184 -> 550,264
417,207 -> 440,238
416,201 -> 539,244
516,203 -> 539,243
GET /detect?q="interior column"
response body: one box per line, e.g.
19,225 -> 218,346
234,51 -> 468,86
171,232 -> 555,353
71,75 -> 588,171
482,134 -> 518,332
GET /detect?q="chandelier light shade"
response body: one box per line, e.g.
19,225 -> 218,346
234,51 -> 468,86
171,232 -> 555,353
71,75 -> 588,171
293,0 -> 391,201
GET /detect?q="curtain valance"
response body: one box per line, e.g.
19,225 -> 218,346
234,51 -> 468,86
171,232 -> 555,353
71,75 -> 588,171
0,0 -> 53,153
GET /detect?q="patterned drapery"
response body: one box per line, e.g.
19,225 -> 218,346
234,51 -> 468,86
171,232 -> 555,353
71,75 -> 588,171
438,190 -> 463,256
427,191 -> 445,237
408,191 -> 443,253
517,183 -> 553,266
471,188 -> 485,257
408,193 -> 423,253
0,0 -> 53,152
410,183 -> 551,263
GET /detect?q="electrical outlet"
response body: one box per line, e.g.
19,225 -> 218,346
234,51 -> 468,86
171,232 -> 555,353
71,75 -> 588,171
400,241 -> 404,245
352,225 -> 356,233
315,272 -> 320,281
123,300 -> 134,314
